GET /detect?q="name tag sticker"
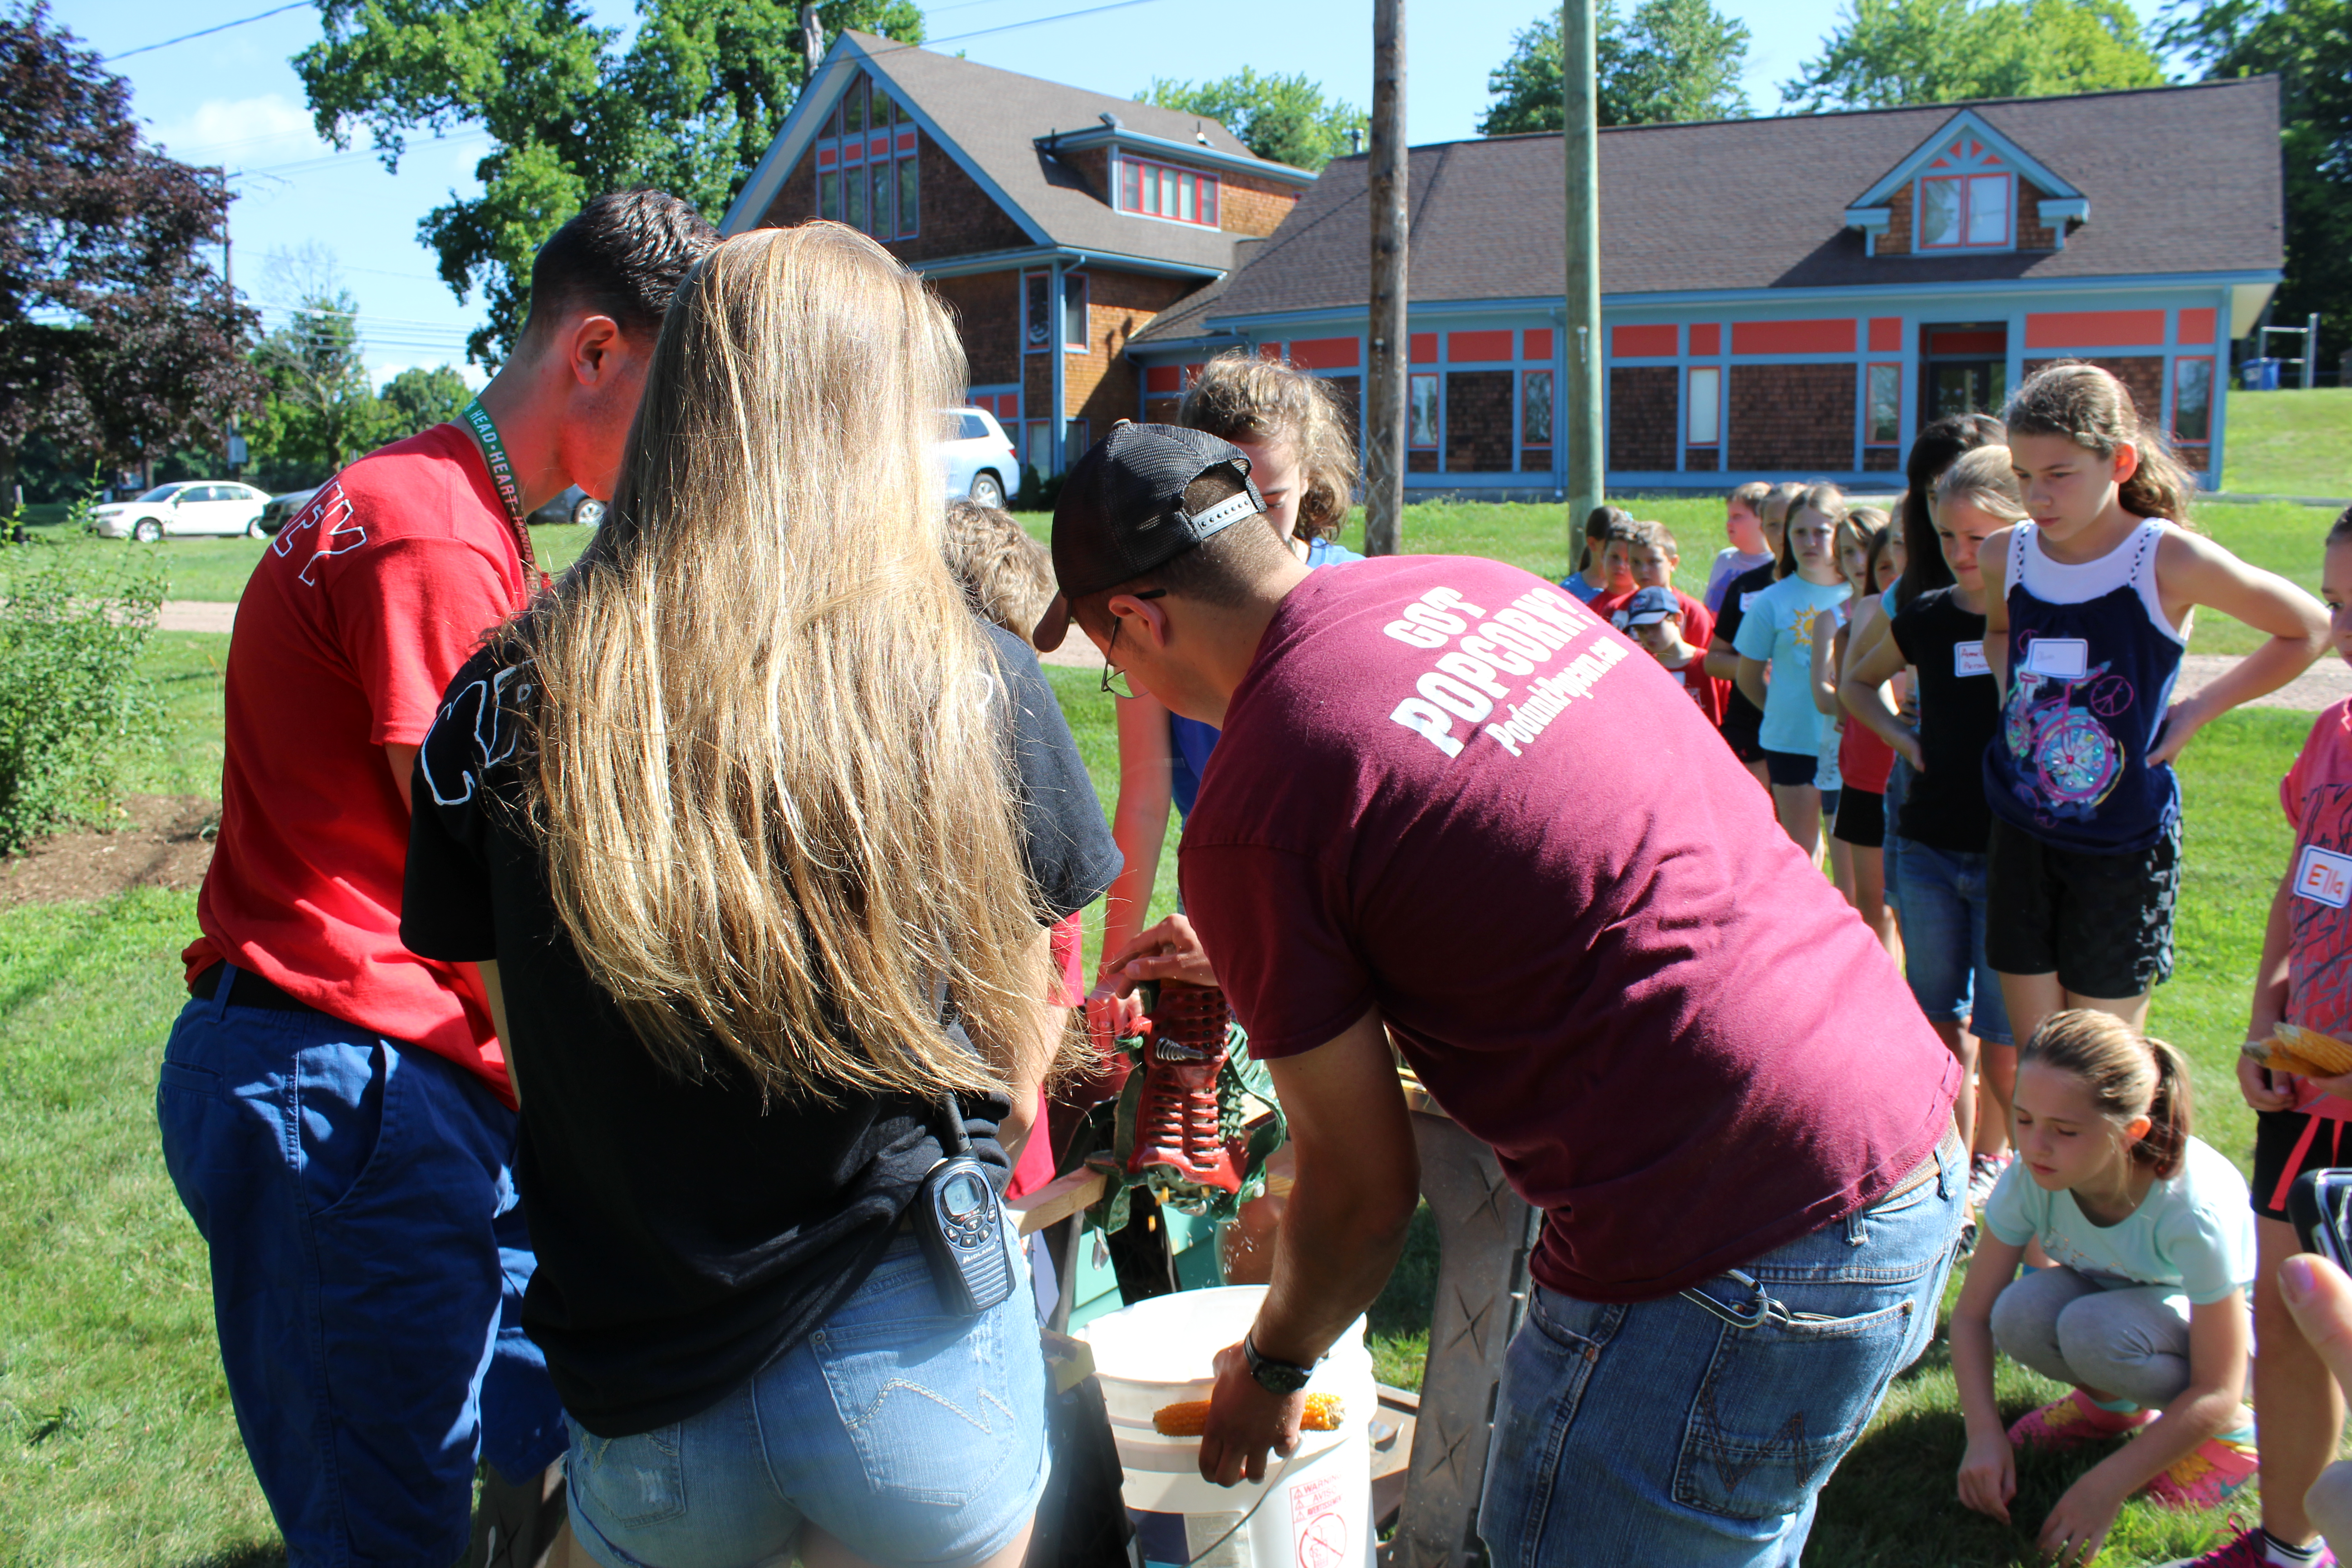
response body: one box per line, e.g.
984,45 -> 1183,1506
1955,641 -> 1991,677
1740,591 -> 1760,612
2297,845 -> 2352,909
2023,637 -> 2089,679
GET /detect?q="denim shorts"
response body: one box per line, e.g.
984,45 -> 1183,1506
155,967 -> 565,1565
1479,1127 -> 1965,1567
1895,839 -> 2015,1046
566,1234 -> 1049,1568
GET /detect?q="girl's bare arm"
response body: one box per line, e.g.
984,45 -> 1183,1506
2148,529 -> 2329,764
1100,695 -> 1176,984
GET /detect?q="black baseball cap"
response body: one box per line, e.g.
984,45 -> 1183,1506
1031,421 -> 1264,652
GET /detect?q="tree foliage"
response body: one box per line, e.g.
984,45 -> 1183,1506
1142,69 -> 1367,171
2162,0 -> 2352,371
0,2 -> 260,487
1779,0 -> 2163,112
298,0 -> 924,366
1479,0 -> 1754,136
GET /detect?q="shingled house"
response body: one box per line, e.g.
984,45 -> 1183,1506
1127,79 -> 2283,494
720,30 -> 1314,481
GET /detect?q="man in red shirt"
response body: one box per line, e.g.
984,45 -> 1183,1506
1054,425 -> 1963,1566
157,191 -> 716,1566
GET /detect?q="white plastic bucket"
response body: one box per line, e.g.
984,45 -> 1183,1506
1074,1286 -> 1375,1568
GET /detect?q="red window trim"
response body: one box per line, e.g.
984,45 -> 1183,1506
1863,362 -> 1903,446
1117,152 -> 1221,229
1918,172 -> 2011,250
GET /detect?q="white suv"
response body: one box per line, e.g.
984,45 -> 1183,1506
89,481 -> 271,541
939,408 -> 1019,509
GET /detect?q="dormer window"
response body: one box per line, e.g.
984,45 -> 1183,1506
1117,153 -> 1219,227
815,73 -> 920,240
1916,136 -> 2011,250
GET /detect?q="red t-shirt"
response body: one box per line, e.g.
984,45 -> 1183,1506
1180,557 -> 1957,1302
187,424 -> 533,1100
1658,648 -> 1729,728
2283,700 -> 2352,1120
1007,910 -> 1088,1201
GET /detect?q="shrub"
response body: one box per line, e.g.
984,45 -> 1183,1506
0,525 -> 163,852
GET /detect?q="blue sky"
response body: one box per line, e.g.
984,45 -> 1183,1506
62,0 -> 2173,386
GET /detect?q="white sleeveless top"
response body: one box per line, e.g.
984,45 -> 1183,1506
2004,518 -> 2188,647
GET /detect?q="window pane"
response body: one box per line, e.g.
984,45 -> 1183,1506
959,412 -> 988,440
844,78 -> 865,134
1178,172 -> 1196,222
1921,178 -> 1959,246
1063,274 -> 1086,349
818,171 -> 838,221
1026,421 -> 1050,467
1120,157 -> 1139,211
1408,374 -> 1439,447
1522,370 -> 1553,445
872,165 -> 892,235
897,156 -> 918,236
1967,176 -> 2007,245
1867,363 -> 1901,444
845,163 -> 866,230
1200,176 -> 1218,226
1024,273 -> 1049,350
871,87 -> 894,127
1065,418 -> 1089,457
1687,367 -> 1721,445
2174,358 -> 2213,443
1160,167 -> 1176,216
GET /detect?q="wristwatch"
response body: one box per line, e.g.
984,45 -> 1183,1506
1242,1332 -> 1318,1396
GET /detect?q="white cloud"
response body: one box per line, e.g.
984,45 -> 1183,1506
148,94 -> 328,165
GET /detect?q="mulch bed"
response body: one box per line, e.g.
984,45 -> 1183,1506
0,794 -> 218,906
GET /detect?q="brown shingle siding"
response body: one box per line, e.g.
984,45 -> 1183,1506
933,271 -> 1021,386
1609,368 -> 1679,471
1446,371 -> 1515,472
1730,365 -> 1855,471
1218,169 -> 1300,238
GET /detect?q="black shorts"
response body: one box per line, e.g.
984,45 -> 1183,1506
1833,787 -> 1885,849
1764,749 -> 1817,788
1721,691 -> 1764,762
1983,816 -> 2180,998
2251,1107 -> 2352,1221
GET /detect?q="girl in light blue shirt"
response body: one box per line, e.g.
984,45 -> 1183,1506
1733,484 -> 1851,856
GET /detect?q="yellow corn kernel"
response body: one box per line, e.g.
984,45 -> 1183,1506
1151,1392 -> 1345,1436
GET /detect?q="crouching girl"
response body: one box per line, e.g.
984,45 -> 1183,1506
1952,1009 -> 2257,1565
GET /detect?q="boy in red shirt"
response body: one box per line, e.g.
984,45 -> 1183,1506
1615,584 -> 1728,727
155,191 -> 716,1567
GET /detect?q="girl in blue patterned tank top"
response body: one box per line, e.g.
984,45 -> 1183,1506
1981,363 -> 2330,1054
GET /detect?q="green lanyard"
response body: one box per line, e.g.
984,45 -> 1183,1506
460,397 -> 541,583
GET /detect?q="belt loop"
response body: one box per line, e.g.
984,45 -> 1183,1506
212,962 -> 239,1023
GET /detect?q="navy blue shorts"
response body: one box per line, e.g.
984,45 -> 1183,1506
156,966 -> 565,1564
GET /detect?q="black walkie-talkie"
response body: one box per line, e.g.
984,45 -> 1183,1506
915,1094 -> 1015,1315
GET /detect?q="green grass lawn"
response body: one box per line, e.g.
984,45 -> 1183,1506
2222,388 -> 2352,500
0,500 -> 2329,1564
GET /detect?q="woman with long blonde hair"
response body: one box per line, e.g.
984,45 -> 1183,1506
402,222 -> 1117,1568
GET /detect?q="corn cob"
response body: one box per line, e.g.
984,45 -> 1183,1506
2246,1024 -> 2352,1079
1152,1392 -> 1345,1436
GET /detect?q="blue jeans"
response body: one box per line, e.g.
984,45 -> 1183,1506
1896,839 -> 2015,1044
156,968 -> 564,1566
1479,1128 -> 1965,1566
566,1235 -> 1049,1568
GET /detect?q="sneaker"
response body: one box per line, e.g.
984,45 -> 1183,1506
2141,1434 -> 2260,1510
1124,981 -> 1241,1194
1968,1151 -> 2014,1209
2006,1388 -> 2155,1451
2157,1526 -> 2337,1567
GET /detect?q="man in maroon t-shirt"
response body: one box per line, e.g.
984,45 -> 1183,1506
1051,426 -> 1962,1565
157,192 -> 715,1565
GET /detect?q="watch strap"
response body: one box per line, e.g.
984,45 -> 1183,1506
1243,1332 -> 1317,1394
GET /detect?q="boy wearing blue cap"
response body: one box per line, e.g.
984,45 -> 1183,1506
1616,584 -> 1727,728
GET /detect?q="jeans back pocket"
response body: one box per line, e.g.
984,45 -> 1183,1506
568,1418 -> 688,1528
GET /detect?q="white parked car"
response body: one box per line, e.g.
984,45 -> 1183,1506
89,481 -> 272,541
940,408 -> 1019,509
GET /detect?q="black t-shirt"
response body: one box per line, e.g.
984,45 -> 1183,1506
402,621 -> 1119,1438
1889,587 -> 2000,852
1712,561 -> 1777,747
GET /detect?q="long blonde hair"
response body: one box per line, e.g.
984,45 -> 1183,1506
517,223 -> 1058,1104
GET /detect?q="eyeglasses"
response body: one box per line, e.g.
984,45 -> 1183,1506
1099,589 -> 1168,700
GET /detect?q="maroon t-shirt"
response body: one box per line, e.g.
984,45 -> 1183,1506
1180,557 -> 1959,1303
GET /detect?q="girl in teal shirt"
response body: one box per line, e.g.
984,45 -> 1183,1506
1734,483 -> 1851,855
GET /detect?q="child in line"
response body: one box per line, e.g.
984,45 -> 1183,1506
1709,482 -> 1802,789
1809,509 -> 1890,912
1983,363 -> 2331,1051
1816,516 -> 1902,956
1563,505 -> 1637,604
1952,1010 -> 2257,1563
1614,585 -> 1725,726
1605,519 -> 1715,649
1843,449 -> 2019,1186
1735,483 -> 1852,863
1706,480 -> 1774,613
2191,505 -> 2352,1568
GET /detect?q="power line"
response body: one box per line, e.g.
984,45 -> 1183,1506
104,1 -> 313,63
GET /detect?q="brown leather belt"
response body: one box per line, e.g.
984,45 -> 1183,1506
1884,1120 -> 1966,1204
189,963 -> 323,1017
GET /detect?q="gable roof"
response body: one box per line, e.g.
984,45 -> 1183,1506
724,31 -> 1302,275
1849,105 -> 2083,208
1132,77 -> 2281,341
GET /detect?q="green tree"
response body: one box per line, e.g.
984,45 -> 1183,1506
1479,0 -> 1754,136
1142,68 -> 1367,171
2162,0 -> 2352,374
376,365 -> 473,441
297,0 -> 923,367
1780,0 -> 2163,112
245,245 -> 381,485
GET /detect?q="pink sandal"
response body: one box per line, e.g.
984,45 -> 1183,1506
2006,1388 -> 2154,1452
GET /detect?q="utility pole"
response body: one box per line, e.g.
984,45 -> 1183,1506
1363,0 -> 1407,556
1561,0 -> 1604,544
